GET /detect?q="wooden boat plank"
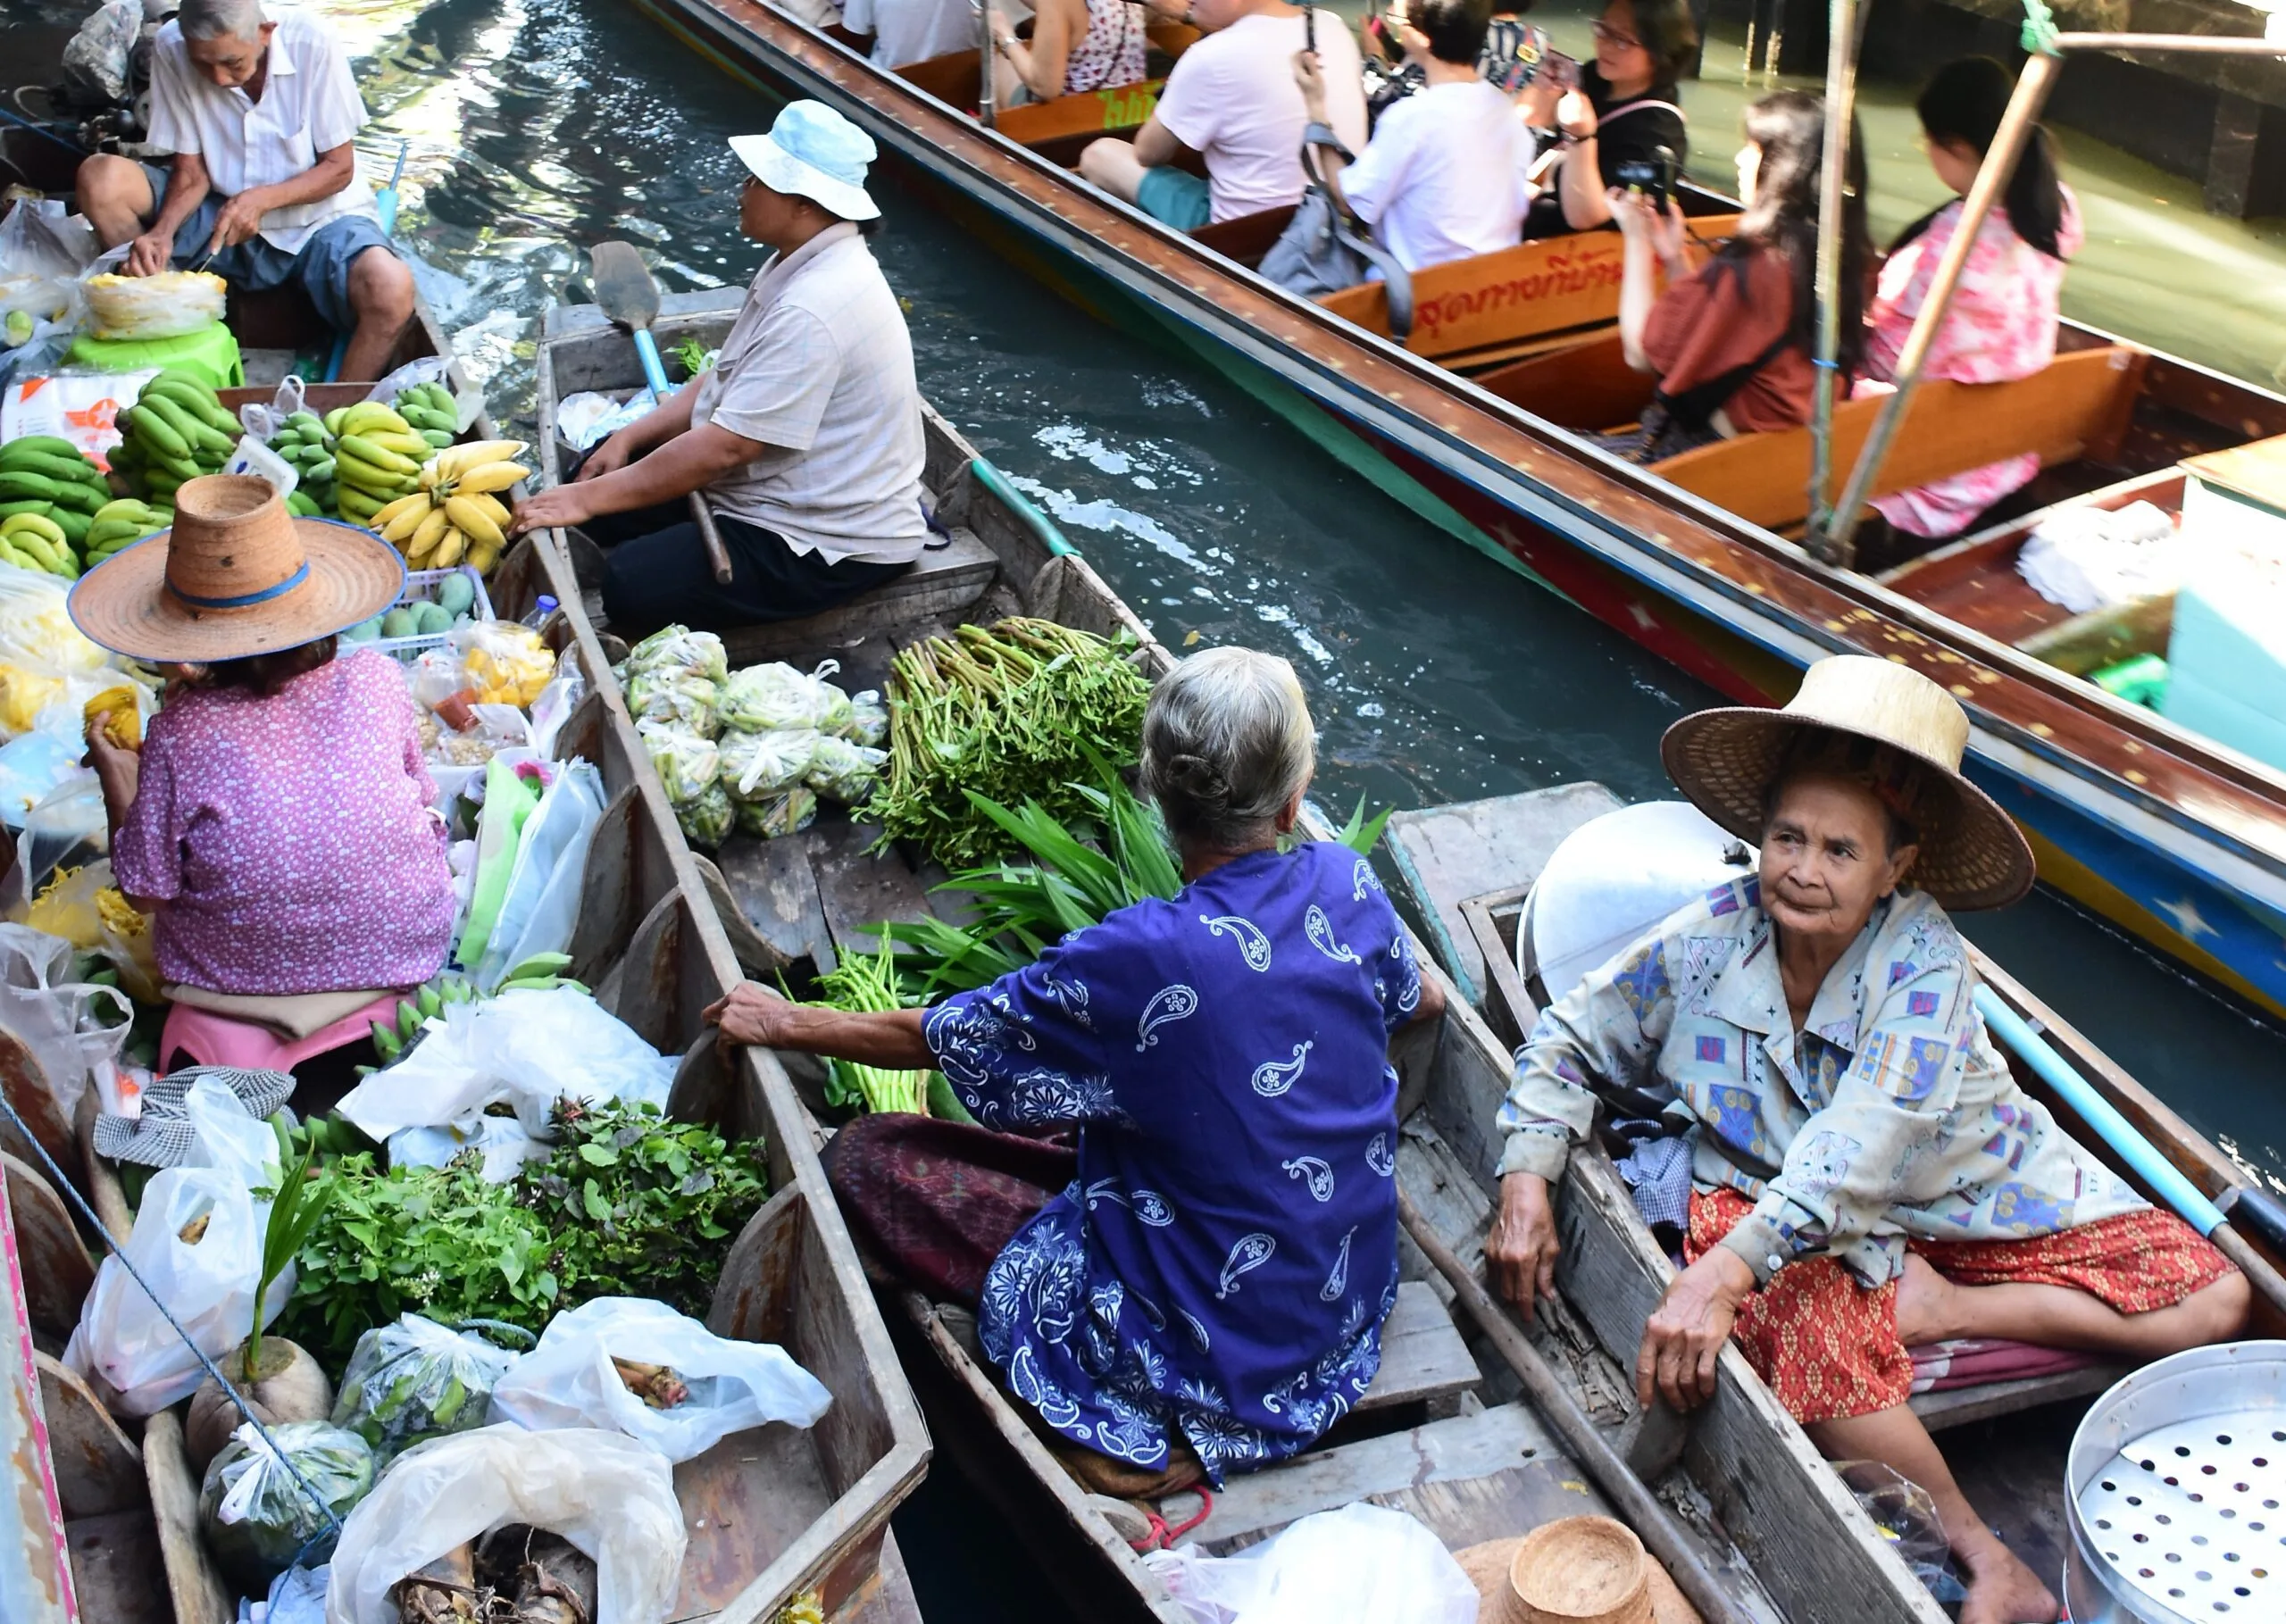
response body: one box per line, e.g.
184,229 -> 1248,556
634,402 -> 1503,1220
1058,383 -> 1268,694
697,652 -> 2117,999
1352,1279 -> 1478,1417
671,1418 -> 842,1621
717,835 -> 839,972
717,528 -> 1000,667
36,1353 -> 141,1521
143,1410 -> 229,1624
0,1029 -> 76,1192
1185,1401 -> 1593,1553
805,819 -> 937,960
65,1508 -> 169,1624
1907,1363 -> 2127,1431
6,1153 -> 94,1340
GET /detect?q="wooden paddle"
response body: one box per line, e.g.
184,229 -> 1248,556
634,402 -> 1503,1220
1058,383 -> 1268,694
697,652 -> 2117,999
588,239 -> 734,585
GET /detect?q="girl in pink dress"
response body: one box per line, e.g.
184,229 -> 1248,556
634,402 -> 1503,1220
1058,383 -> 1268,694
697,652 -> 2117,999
1856,56 -> 2081,554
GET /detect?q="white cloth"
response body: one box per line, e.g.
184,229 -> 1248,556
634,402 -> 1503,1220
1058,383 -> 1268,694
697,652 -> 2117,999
146,8 -> 375,254
690,223 -> 928,565
1153,10 -> 1367,224
1338,77 -> 1530,272
845,0 -> 975,68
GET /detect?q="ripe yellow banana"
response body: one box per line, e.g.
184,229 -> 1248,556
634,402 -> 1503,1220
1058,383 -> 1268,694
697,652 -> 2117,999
371,493 -> 430,533
362,430 -> 431,459
443,495 -> 505,550
452,461 -> 528,496
463,491 -> 510,527
406,505 -> 450,559
430,527 -> 467,569
338,404 -> 410,438
435,439 -> 530,481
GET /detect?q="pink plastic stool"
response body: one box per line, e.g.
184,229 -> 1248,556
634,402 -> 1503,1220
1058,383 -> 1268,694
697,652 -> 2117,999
158,993 -> 404,1075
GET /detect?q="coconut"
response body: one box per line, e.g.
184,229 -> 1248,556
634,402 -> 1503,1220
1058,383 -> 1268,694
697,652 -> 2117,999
183,1338 -> 333,1475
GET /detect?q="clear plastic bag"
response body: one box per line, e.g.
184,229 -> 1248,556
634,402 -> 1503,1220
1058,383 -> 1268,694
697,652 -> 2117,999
840,689 -> 889,747
450,622 -> 555,709
638,722 -> 720,804
83,263 -> 229,342
626,666 -> 720,738
487,1296 -> 831,1463
1142,1503 -> 1479,1624
323,1425 -> 685,1624
621,623 -> 728,687
200,1421 -> 374,1592
1834,1460 -> 1962,1602
804,737 -> 888,804
675,780 -> 735,850
718,727 -> 818,799
60,0 -> 140,103
717,659 -> 843,733
364,356 -> 481,433
0,920 -> 131,1124
736,787 -> 816,840
238,376 -> 308,444
0,200 -> 93,382
471,757 -> 605,994
331,1315 -> 523,1467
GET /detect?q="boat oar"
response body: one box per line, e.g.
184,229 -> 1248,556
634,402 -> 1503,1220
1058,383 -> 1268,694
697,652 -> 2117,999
1972,985 -> 2286,1314
1397,1188 -> 1755,1624
326,140 -> 408,382
588,239 -> 734,585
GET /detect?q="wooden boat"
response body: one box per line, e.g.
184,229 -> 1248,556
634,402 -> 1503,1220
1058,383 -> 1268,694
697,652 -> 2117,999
0,387 -> 931,1624
611,0 -> 2286,1022
1382,782 -> 2286,1612
524,287 -> 2061,1624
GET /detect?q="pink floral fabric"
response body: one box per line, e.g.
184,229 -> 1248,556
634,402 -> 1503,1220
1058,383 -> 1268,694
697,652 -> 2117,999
113,648 -> 456,995
1856,187 -> 2083,538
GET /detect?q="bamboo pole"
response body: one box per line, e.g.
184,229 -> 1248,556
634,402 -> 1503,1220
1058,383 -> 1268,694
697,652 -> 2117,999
1820,49 -> 2061,567
1805,0 -> 1861,554
2053,31 -> 2286,55
978,2 -> 997,128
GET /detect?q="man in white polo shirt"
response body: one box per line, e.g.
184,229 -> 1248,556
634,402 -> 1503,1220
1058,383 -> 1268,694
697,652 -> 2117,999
508,101 -> 927,637
74,0 -> 413,379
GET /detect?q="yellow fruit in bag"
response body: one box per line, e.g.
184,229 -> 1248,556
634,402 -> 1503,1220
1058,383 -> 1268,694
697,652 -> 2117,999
82,684 -> 141,750
26,864 -> 104,950
0,664 -> 63,735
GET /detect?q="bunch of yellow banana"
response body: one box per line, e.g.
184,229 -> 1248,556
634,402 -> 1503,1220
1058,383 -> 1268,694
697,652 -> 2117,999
330,402 -> 432,529
368,438 -> 530,575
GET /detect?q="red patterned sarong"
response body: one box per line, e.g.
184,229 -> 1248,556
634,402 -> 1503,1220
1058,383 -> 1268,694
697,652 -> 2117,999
1684,1189 -> 2236,1423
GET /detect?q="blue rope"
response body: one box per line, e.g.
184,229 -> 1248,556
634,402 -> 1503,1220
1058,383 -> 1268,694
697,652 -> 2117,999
0,104 -> 88,160
0,1087 -> 348,1543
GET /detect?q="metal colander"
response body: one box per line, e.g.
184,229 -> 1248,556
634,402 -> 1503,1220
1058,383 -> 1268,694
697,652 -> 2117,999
2065,1342 -> 2286,1624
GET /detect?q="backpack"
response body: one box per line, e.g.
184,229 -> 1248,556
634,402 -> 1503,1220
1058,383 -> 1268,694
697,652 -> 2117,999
1258,123 -> 1416,336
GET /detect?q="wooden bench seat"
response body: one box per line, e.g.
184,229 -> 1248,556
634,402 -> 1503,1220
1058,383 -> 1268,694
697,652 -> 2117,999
719,527 -> 999,665
1353,1278 -> 1480,1416
1909,1363 -> 2128,1431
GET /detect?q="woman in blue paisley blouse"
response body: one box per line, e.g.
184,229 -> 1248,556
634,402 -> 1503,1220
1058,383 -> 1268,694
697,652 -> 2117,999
1486,656 -> 2248,1624
706,645 -> 1445,1498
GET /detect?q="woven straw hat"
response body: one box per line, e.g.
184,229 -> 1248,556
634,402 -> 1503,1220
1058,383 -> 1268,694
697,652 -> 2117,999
1659,655 -> 2035,912
69,475 -> 405,664
1459,1520 -> 1701,1624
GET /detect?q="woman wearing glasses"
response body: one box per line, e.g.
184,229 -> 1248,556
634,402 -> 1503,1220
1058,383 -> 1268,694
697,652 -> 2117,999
1520,0 -> 1696,235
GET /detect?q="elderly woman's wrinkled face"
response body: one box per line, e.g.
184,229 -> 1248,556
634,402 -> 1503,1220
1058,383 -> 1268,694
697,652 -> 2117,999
1759,772 -> 1918,948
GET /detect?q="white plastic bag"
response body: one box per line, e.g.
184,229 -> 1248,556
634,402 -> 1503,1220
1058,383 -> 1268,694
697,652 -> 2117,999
488,1297 -> 830,1463
333,987 -> 673,1149
63,1080 -> 290,1415
0,921 -> 131,1124
471,757 -> 605,993
324,1425 -> 685,1624
238,376 -> 308,444
364,355 -> 480,432
1142,1503 -> 1479,1624
82,253 -> 228,342
60,0 -> 140,103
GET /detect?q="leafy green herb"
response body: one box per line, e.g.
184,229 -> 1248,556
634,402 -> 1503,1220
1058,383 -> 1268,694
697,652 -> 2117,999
671,337 -> 711,380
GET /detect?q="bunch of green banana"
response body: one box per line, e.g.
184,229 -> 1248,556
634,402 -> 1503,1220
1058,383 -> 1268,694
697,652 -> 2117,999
0,512 -> 79,577
0,434 -> 109,556
392,379 -> 461,449
113,371 -> 240,504
322,401 -> 428,529
266,409 -> 338,513
364,954 -> 588,1064
83,498 -> 174,568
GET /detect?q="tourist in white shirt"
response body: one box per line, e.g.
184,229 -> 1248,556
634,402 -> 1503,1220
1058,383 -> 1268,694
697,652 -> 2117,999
1078,0 -> 1367,229
842,0 -> 977,68
1294,0 -> 1531,273
74,0 -> 413,380
510,102 -> 927,638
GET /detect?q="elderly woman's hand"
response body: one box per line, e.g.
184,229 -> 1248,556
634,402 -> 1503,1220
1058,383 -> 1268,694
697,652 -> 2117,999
704,980 -> 804,1051
1486,1172 -> 1562,1323
1637,1246 -> 1756,1411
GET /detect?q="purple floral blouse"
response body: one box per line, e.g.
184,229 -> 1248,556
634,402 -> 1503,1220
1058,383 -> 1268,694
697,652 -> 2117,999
112,648 -> 456,995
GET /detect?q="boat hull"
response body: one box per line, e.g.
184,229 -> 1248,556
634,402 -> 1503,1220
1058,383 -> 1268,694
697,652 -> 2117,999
617,0 -> 2286,1020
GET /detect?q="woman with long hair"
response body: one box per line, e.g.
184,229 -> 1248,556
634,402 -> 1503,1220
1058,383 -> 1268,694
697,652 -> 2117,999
1853,56 -> 2080,564
1603,88 -> 1871,462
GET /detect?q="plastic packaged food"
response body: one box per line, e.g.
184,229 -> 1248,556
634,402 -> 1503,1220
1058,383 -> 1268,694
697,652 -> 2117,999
718,659 -> 845,733
197,1420 -> 374,1590
626,666 -> 720,739
839,689 -> 889,747
717,727 -> 819,799
803,737 -> 888,804
331,1314 -> 523,1466
83,269 -> 226,341
450,622 -> 555,709
675,780 -> 735,850
735,787 -> 817,840
638,722 -> 721,805
621,623 -> 728,686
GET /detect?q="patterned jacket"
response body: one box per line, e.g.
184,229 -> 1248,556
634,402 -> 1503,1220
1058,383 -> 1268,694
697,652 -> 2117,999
1499,876 -> 2146,1288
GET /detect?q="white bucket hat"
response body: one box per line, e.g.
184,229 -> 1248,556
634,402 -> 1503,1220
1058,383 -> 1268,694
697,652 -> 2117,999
729,100 -> 880,221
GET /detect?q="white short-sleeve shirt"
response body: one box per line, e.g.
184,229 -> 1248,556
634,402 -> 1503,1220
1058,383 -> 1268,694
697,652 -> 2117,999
690,225 -> 929,565
843,0 -> 976,69
1338,78 -> 1531,272
146,8 -> 375,254
1151,11 -> 1367,224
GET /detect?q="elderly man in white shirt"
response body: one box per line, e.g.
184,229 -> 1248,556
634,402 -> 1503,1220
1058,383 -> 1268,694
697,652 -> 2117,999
74,0 -> 413,379
508,101 -> 928,637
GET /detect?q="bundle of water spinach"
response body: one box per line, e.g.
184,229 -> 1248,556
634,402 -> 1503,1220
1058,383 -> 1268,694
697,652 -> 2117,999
869,618 -> 1151,868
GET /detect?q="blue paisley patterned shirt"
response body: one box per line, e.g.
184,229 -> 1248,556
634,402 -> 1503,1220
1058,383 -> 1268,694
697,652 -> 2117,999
922,839 -> 1422,1486
1501,876 -> 2147,1289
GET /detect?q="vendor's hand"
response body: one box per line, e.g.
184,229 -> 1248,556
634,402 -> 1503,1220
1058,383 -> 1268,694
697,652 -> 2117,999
1485,1171 -> 1561,1325
83,716 -> 139,812
206,191 -> 268,254
575,429 -> 636,483
125,230 -> 173,278
1556,88 -> 1597,140
508,483 -> 597,537
1636,1246 -> 1754,1412
704,980 -> 802,1051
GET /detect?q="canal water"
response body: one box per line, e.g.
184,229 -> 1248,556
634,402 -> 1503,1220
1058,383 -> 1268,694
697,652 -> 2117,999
38,0 -> 2285,1610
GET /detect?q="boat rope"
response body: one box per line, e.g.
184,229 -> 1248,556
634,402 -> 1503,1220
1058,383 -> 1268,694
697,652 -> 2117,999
2019,0 -> 2062,56
1125,1485 -> 1214,1552
0,1087 -> 350,1545
0,103 -> 88,158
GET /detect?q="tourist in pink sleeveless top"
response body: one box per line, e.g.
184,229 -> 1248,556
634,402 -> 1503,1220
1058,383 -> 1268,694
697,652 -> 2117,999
989,0 -> 1147,104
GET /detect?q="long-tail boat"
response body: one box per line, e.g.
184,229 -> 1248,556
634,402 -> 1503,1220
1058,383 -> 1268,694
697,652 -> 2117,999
517,285 -> 2286,1624
607,0 -> 2286,1021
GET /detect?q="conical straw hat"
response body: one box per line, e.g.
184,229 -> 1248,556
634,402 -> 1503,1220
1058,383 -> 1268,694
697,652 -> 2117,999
69,475 -> 405,664
1658,655 -> 2035,911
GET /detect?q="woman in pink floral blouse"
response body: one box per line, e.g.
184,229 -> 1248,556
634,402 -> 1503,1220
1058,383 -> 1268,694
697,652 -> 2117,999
1855,57 -> 2080,560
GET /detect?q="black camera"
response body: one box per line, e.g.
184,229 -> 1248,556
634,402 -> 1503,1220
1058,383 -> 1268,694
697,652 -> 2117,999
1612,145 -> 1681,212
